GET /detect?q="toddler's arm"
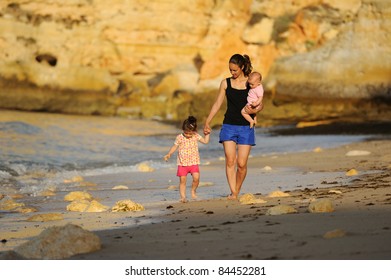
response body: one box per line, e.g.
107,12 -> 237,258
199,133 -> 210,144
164,144 -> 178,161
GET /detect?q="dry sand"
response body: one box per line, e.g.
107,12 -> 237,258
1,138 -> 391,260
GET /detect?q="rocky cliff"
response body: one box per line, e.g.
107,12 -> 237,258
0,0 -> 390,125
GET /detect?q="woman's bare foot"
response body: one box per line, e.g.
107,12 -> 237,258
227,194 -> 238,200
180,198 -> 188,203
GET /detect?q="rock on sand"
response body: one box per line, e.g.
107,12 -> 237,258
308,198 -> 334,213
112,185 -> 129,190
66,199 -> 109,212
267,190 -> 291,198
346,168 -> 359,176
266,205 -> 297,215
14,224 -> 101,259
239,193 -> 267,205
137,162 -> 155,172
27,213 -> 64,222
112,199 -> 145,212
64,191 -> 93,201
345,150 -> 371,156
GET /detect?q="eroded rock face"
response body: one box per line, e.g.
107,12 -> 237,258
263,0 -> 391,123
267,0 -> 390,100
0,0 -> 389,123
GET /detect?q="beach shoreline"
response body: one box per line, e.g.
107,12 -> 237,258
1,137 -> 390,259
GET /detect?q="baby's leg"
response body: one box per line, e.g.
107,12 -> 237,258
191,172 -> 200,199
179,176 -> 187,202
241,107 -> 255,128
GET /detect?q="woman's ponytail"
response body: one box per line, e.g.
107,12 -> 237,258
229,54 -> 253,77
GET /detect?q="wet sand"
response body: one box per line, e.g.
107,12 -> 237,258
1,138 -> 391,260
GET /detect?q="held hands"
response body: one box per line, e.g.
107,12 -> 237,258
203,123 -> 211,135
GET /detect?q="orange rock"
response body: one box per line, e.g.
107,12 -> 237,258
346,169 -> 358,176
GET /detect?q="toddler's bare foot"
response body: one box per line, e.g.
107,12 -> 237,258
191,191 -> 198,199
249,121 -> 255,128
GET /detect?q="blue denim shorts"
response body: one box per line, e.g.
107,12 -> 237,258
219,124 -> 256,146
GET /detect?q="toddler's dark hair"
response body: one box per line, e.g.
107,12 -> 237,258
182,116 -> 197,131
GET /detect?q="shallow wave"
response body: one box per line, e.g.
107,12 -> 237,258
0,110 -> 373,197
0,121 -> 42,135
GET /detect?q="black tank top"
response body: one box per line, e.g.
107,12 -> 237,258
223,78 -> 253,125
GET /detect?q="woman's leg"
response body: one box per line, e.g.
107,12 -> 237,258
179,176 -> 187,202
191,172 -> 200,199
236,144 -> 252,195
223,141 -> 238,198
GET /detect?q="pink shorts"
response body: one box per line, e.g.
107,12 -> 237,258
177,165 -> 199,177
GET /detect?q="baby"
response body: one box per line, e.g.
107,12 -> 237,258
241,71 -> 264,128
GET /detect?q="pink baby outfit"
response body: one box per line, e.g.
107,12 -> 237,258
247,84 -> 264,105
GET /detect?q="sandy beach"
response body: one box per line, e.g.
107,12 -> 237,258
1,137 -> 390,260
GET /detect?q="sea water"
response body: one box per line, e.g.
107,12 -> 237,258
0,109 -> 371,200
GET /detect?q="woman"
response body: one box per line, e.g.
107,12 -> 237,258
203,54 -> 262,200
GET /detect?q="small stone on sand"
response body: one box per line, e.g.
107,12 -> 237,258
112,185 -> 129,190
345,150 -> 371,156
267,190 -> 290,198
346,169 -> 358,176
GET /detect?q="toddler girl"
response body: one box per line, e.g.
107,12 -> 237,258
164,116 -> 210,202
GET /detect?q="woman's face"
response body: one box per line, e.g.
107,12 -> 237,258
229,63 -> 243,79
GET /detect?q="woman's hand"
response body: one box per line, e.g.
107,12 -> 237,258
245,102 -> 264,114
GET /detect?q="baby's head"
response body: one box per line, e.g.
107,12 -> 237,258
247,71 -> 262,89
182,116 -> 197,137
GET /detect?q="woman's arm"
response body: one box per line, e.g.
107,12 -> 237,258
245,101 -> 264,114
251,96 -> 264,108
204,79 -> 227,134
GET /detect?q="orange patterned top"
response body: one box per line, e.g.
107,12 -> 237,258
174,133 -> 202,166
